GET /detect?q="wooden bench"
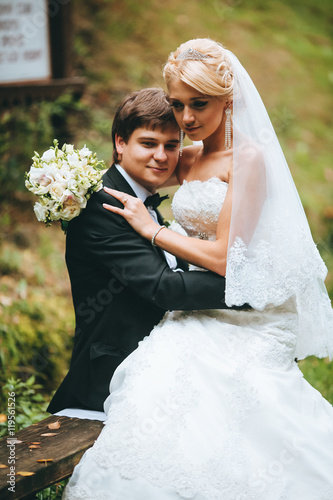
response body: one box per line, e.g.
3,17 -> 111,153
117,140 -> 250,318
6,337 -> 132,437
0,415 -> 104,499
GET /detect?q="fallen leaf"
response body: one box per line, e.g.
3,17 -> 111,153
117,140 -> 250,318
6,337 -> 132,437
28,445 -> 41,449
40,433 -> 57,437
17,471 -> 35,476
37,459 -> 53,463
47,421 -> 61,430
0,414 -> 7,423
0,464 -> 7,468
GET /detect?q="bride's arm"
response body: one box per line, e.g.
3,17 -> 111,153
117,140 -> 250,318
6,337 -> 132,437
153,187 -> 232,275
103,176 -> 233,277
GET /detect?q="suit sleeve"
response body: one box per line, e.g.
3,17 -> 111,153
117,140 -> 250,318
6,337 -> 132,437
69,189 -> 233,311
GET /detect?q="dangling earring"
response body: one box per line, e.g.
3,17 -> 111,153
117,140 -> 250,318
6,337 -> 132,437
224,105 -> 232,151
179,129 -> 184,156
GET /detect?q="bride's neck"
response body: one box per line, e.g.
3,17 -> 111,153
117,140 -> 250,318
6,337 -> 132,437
202,126 -> 233,155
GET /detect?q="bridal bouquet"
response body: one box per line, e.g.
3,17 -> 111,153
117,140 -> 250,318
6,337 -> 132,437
25,140 -> 104,231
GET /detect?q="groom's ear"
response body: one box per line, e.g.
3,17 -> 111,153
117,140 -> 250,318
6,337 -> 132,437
115,133 -> 126,155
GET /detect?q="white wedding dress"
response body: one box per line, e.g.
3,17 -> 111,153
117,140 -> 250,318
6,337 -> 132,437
63,178 -> 333,500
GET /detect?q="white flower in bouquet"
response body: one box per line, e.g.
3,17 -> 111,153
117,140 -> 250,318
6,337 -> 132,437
34,200 -> 56,222
25,139 -> 105,231
79,146 -> 92,157
49,180 -> 67,201
65,144 -> 74,155
41,148 -> 57,162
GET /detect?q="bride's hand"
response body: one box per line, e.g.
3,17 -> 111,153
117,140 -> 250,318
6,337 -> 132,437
103,187 -> 159,239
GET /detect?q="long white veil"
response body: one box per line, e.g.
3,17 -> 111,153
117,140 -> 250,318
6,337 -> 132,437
225,50 -> 333,360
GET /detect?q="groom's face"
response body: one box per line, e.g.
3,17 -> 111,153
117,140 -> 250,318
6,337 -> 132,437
115,126 -> 179,191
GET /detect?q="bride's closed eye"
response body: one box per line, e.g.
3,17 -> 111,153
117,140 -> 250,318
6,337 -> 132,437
170,101 -> 183,110
170,100 -> 208,111
192,100 -> 208,109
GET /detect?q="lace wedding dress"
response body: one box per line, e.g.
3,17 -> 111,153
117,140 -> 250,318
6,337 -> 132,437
63,178 -> 333,500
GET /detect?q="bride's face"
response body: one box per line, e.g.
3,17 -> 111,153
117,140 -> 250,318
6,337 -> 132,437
168,78 -> 225,142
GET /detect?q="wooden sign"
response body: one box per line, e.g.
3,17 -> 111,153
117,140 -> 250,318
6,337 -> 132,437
0,1 -> 85,106
0,0 -> 51,84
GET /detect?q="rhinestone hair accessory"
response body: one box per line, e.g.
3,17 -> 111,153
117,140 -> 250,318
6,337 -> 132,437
176,48 -> 212,61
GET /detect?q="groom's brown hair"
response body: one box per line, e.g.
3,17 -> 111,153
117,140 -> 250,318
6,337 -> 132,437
111,88 -> 179,163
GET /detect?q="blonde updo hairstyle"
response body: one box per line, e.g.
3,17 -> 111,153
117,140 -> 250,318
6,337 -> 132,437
163,38 -> 234,101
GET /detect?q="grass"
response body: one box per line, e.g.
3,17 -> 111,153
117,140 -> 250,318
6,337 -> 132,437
0,198 -> 74,410
299,356 -> 333,403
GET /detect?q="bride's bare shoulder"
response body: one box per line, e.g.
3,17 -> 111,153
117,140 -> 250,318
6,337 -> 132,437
234,139 -> 265,174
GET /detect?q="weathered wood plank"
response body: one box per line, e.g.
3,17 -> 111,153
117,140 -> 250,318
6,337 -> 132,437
0,415 -> 104,500
0,77 -> 86,107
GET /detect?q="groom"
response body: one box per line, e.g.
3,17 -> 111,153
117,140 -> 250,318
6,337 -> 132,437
48,88 -> 237,414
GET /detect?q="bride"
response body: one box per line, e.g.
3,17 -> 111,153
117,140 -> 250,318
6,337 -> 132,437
63,38 -> 333,499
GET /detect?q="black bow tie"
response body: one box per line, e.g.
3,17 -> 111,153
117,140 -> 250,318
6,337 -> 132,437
144,193 -> 169,210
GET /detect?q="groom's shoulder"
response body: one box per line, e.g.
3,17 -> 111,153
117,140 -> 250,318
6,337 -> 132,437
66,166 -> 125,235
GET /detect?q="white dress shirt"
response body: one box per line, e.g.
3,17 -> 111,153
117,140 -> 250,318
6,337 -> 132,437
115,165 -> 180,270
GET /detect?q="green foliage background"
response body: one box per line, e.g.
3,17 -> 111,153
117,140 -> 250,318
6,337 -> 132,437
1,0 -> 332,425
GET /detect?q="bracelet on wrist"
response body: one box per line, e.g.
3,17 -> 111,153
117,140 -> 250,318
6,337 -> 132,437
151,225 -> 166,246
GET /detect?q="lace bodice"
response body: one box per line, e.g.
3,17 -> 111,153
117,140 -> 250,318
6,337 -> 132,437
171,177 -> 228,241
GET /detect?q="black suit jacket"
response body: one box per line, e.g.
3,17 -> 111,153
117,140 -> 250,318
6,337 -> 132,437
47,165 -> 233,413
